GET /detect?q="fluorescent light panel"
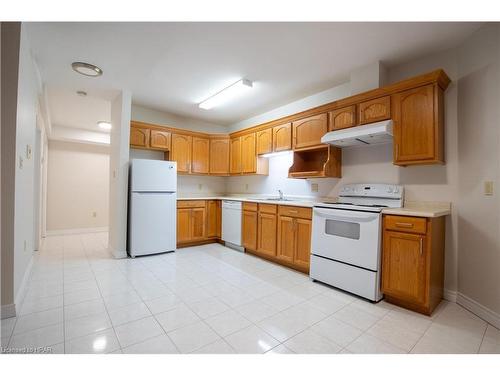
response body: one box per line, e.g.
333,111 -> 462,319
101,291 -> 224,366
261,150 -> 293,158
199,79 -> 253,110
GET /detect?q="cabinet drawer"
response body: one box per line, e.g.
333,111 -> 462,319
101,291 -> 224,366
177,200 -> 206,208
278,205 -> 312,219
243,202 -> 258,212
384,215 -> 427,234
258,203 -> 277,214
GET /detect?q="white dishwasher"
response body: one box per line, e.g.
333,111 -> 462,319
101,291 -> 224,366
221,200 -> 244,251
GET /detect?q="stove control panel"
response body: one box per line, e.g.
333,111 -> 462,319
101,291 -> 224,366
339,184 -> 404,199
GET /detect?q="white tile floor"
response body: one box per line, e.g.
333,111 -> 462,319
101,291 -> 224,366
1,232 -> 498,354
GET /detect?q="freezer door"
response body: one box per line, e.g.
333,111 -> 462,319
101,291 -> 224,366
129,192 -> 176,256
130,159 -> 177,192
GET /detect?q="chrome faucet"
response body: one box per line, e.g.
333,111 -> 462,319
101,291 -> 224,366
278,190 -> 284,200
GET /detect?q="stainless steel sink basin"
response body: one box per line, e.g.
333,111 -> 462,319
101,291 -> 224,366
256,197 -> 294,201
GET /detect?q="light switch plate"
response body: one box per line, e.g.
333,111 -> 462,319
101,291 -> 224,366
311,183 -> 319,192
484,181 -> 494,196
26,144 -> 32,160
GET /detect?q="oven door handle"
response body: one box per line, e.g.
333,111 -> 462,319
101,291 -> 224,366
313,208 -> 379,222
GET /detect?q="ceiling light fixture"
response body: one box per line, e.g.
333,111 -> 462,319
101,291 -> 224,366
72,62 -> 103,77
199,79 -> 253,110
97,121 -> 112,130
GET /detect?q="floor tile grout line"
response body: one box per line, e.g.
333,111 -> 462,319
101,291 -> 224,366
477,323 -> 489,354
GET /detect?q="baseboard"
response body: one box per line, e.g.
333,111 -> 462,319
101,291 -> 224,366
109,246 -> 128,259
443,288 -> 457,302
46,226 -> 108,236
457,292 -> 500,329
13,255 -> 34,314
1,304 -> 16,319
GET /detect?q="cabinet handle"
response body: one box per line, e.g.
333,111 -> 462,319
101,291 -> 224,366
420,237 -> 423,256
395,222 -> 413,228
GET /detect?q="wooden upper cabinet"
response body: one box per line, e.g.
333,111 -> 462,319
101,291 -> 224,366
191,137 -> 210,174
130,126 -> 150,148
209,138 -> 230,175
241,133 -> 257,173
171,133 -> 192,173
242,209 -> 258,251
329,105 -> 357,131
359,96 -> 391,125
257,210 -> 277,257
272,123 -> 292,152
256,128 -> 273,155
229,137 -> 242,174
150,130 -> 171,150
392,84 -> 443,165
382,230 -> 427,306
292,113 -> 328,150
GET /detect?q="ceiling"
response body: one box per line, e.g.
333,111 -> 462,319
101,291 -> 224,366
47,88 -> 111,133
27,22 -> 482,127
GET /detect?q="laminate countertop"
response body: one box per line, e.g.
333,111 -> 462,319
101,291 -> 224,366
382,201 -> 451,218
177,196 -> 452,217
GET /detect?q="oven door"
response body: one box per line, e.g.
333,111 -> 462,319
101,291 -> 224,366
311,207 -> 381,271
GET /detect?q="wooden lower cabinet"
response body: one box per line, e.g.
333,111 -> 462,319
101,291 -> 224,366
242,204 -> 312,273
381,214 -> 445,315
206,200 -> 219,238
257,211 -> 277,257
177,200 -> 222,246
242,209 -> 258,251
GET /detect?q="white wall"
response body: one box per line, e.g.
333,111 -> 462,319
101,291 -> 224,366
455,24 -> 500,317
50,125 -> 110,145
46,140 -> 110,231
108,91 -> 132,259
12,24 -> 42,306
131,104 -> 227,133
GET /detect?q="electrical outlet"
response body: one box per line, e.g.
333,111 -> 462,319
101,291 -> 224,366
198,184 -> 203,191
92,211 -> 97,218
484,181 -> 494,196
26,144 -> 32,160
311,183 -> 319,192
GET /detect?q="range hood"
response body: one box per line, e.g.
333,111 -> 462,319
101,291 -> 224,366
321,120 -> 393,148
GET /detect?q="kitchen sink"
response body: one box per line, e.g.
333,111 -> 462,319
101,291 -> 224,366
255,197 -> 295,201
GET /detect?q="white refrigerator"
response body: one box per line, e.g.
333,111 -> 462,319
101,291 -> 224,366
128,159 -> 177,257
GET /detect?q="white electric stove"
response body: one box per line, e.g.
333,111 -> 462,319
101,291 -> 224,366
310,183 -> 404,301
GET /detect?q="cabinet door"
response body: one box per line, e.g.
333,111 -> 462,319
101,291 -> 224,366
150,130 -> 171,150
392,85 -> 437,165
359,96 -> 391,125
130,126 -> 150,148
209,138 -> 230,175
206,201 -> 218,238
292,114 -> 328,150
171,133 -> 192,173
177,208 -> 191,243
242,210 -> 258,251
191,207 -> 206,240
256,128 -> 273,155
257,212 -> 277,257
294,218 -> 311,269
229,137 -> 241,174
241,133 -> 257,173
216,200 -> 222,238
191,137 -> 210,174
329,105 -> 356,131
273,123 -> 292,152
382,231 -> 427,305
277,216 -> 295,263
